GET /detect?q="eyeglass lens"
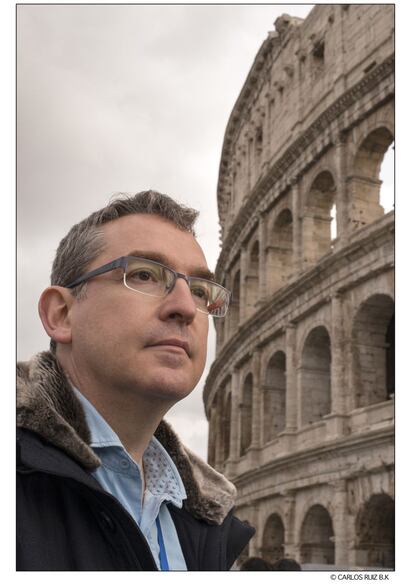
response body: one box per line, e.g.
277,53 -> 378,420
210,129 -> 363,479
124,258 -> 228,316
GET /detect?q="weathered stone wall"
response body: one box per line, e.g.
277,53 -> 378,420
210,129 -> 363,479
204,4 -> 394,570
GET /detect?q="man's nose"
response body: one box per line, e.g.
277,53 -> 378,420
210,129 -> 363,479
158,275 -> 198,323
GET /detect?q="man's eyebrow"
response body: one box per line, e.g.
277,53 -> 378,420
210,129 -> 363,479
126,250 -> 216,282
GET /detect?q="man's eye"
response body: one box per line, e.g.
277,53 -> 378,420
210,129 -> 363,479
129,270 -> 158,282
191,286 -> 209,300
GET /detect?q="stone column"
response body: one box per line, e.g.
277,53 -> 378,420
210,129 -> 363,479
240,246 -> 248,322
285,324 -> 298,432
207,404 -> 217,467
283,492 -> 297,559
229,369 -> 240,462
246,131 -> 252,194
334,5 -> 347,95
331,292 -> 346,414
265,87 -> 272,169
228,160 -> 234,216
335,133 -> 349,247
248,504 -> 262,557
258,213 -> 267,303
214,396 -> 223,471
291,177 -> 302,275
224,268 -> 230,342
332,479 -> 349,567
251,351 -> 262,449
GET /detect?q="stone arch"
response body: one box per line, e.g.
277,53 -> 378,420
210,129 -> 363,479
267,208 -> 294,294
302,170 -> 337,266
263,351 -> 286,443
355,494 -> 394,569
245,240 -> 260,319
240,373 -> 253,456
262,513 -> 285,563
300,504 -> 335,565
300,326 -> 331,426
352,294 -> 394,408
349,126 -> 394,231
228,269 -> 241,334
297,319 -> 331,359
350,109 -> 394,155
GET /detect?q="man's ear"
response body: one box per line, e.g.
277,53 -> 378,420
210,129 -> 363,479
38,286 -> 76,345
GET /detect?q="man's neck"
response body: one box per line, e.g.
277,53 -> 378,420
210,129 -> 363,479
60,356 -> 172,466
84,390 -> 169,466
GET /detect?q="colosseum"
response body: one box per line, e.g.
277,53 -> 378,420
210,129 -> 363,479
203,4 -> 394,570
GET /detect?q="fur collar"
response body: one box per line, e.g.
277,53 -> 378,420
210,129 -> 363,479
17,351 -> 236,525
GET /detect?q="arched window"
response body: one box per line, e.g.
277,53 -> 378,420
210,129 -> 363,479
355,494 -> 394,569
349,127 -> 394,230
386,314 -> 395,398
267,209 -> 294,294
303,171 -> 337,266
300,505 -> 335,565
255,126 -> 263,161
352,295 -> 394,407
262,513 -> 285,563
263,351 -> 286,442
300,326 -> 331,426
379,141 -> 394,213
240,374 -> 253,456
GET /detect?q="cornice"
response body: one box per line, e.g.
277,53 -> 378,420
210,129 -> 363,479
216,55 -> 394,278
204,212 -> 394,410
233,426 -> 394,496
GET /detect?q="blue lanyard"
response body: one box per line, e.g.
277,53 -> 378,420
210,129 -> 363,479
156,516 -> 169,571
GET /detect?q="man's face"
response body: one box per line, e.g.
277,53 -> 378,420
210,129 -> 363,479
67,214 -> 209,403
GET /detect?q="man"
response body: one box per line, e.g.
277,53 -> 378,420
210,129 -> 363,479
17,190 -> 254,570
239,557 -> 274,571
273,558 -> 302,571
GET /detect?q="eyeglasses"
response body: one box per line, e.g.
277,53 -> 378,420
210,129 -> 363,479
65,256 -> 231,317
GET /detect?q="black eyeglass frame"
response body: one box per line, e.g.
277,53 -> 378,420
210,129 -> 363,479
65,255 -> 231,317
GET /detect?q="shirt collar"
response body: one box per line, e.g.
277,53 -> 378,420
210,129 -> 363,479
143,435 -> 187,504
73,387 -> 187,505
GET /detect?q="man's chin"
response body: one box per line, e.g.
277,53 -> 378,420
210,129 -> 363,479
136,372 -> 196,403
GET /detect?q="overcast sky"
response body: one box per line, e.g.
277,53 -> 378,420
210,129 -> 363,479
17,4 -> 317,459
17,4 -> 396,460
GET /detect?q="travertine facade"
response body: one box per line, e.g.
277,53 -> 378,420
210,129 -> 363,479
204,5 -> 394,569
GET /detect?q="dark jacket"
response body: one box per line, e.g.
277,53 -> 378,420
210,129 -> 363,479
17,352 -> 254,571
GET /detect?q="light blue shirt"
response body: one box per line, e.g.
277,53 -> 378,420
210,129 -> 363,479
74,389 -> 188,570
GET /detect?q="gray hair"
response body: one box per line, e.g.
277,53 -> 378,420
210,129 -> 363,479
49,189 -> 199,352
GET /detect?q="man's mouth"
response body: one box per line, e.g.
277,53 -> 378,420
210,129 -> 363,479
147,339 -> 190,357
